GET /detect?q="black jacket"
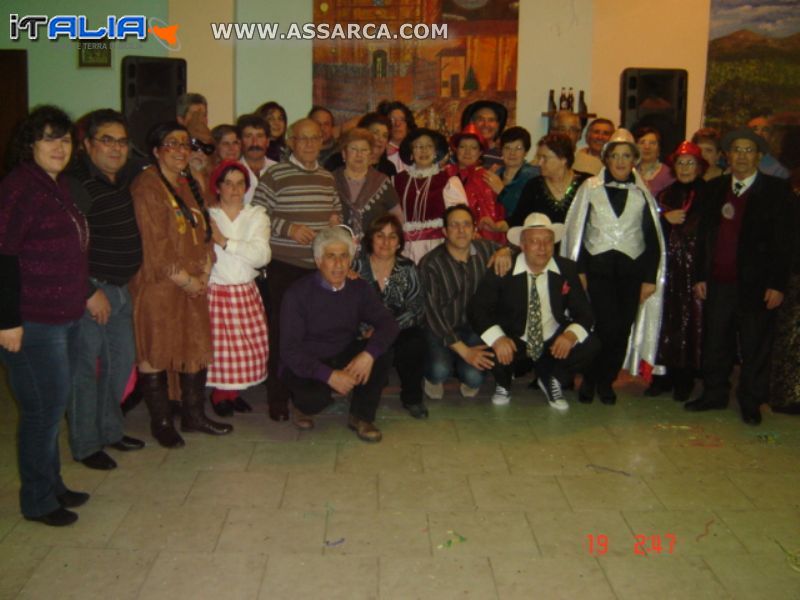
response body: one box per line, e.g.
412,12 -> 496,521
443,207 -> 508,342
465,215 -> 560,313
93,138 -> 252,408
695,172 -> 794,309
468,254 -> 594,342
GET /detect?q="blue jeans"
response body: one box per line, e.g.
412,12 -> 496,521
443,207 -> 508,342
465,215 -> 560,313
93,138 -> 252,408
67,282 -> 135,460
0,320 -> 79,518
424,326 -> 486,389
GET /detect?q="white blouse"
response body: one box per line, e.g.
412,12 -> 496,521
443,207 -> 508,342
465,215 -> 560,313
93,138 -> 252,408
209,204 -> 271,285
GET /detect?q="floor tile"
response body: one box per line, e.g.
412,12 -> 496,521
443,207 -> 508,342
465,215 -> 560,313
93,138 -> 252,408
335,442 -> 423,475
558,474 -> 664,510
379,473 -> 475,511
324,510 -> 430,557
600,555 -> 729,599
703,552 -> 800,599
108,503 -> 228,552
380,556 -> 497,600
454,419 -> 536,442
260,555 -> 378,600
714,508 -> 800,555
492,556 -> 616,600
216,508 -> 327,555
644,473 -> 755,510
18,547 -> 155,599
502,441 -> 590,475
468,474 -> 569,511
137,551 -> 266,599
184,471 -> 286,508
422,442 -> 509,474
622,509 -> 747,556
281,472 -> 378,512
159,439 -> 257,472
727,472 -> 800,509
0,543 -> 51,599
427,511 -> 537,557
376,418 -> 459,444
247,441 -> 338,474
582,443 -> 680,476
92,466 -> 198,505
528,509 -> 636,559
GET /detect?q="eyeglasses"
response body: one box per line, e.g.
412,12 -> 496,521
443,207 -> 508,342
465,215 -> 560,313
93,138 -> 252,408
607,152 -> 634,161
503,145 -> 526,152
93,135 -> 129,149
675,159 -> 698,168
730,146 -> 757,155
161,140 -> 191,152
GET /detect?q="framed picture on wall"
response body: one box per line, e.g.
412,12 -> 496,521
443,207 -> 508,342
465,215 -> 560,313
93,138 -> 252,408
78,39 -> 111,68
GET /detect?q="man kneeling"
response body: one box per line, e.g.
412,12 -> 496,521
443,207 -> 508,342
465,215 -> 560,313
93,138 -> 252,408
469,213 -> 600,409
280,226 -> 399,441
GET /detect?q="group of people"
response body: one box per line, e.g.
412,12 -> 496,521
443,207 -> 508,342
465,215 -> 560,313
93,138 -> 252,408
0,92 -> 797,528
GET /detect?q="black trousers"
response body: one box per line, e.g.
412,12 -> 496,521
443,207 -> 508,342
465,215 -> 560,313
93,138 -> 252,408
585,271 -> 641,386
492,333 -> 600,390
264,260 -> 314,410
389,325 -> 426,407
702,282 -> 777,410
281,339 -> 393,422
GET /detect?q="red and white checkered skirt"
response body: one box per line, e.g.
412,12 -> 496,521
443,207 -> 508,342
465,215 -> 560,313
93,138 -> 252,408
206,281 -> 269,390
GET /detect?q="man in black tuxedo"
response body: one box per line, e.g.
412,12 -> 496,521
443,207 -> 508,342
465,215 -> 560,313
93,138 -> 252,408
687,127 -> 794,425
469,213 -> 600,409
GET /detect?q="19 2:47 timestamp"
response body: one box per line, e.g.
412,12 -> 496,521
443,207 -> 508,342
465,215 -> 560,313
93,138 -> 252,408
586,534 -> 677,556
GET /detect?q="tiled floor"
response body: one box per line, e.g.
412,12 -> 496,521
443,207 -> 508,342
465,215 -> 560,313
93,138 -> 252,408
1,371 -> 800,599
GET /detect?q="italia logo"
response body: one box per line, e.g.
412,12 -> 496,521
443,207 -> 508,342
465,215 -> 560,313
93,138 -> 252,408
9,14 -> 181,50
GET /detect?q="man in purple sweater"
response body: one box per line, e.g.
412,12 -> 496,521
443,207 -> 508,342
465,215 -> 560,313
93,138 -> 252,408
280,226 -> 399,442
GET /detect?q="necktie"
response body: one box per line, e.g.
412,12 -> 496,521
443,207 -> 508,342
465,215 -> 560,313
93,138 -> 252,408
734,181 -> 744,196
525,273 -> 544,360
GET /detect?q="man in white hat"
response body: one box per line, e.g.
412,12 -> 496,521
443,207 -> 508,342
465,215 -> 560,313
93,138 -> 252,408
469,213 -> 599,408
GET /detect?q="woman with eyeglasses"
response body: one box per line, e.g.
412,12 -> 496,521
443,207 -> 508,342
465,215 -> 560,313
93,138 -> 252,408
129,121 -> 233,448
508,133 -> 590,228
561,128 -> 665,404
492,126 -> 538,219
0,106 -> 90,526
644,141 -> 708,401
332,127 -> 403,242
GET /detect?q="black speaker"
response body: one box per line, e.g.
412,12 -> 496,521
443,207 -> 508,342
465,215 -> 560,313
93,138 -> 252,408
620,68 -> 687,160
122,56 -> 187,157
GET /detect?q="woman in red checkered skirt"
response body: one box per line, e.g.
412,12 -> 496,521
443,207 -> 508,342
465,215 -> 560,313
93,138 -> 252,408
206,160 -> 271,416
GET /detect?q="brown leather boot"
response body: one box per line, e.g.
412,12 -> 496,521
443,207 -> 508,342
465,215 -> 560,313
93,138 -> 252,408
179,370 -> 233,435
139,371 -> 185,448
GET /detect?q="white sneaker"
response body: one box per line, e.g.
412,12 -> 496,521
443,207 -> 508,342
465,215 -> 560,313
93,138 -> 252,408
459,383 -> 480,398
538,376 -> 569,411
491,385 -> 511,406
424,379 -> 444,400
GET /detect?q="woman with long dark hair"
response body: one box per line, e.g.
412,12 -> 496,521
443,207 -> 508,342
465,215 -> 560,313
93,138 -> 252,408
130,121 -> 232,448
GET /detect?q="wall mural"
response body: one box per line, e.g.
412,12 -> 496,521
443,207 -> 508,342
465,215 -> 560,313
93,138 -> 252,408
312,0 -> 518,135
704,0 -> 800,140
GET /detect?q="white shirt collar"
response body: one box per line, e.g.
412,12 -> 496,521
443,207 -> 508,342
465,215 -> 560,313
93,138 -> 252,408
512,253 -> 560,276
289,153 -> 319,172
732,171 -> 758,194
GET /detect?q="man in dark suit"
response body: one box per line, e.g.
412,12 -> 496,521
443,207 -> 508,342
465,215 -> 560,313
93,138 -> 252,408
687,127 -> 794,425
469,213 -> 600,409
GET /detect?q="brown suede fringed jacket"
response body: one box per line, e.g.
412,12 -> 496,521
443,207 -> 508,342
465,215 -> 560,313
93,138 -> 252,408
129,166 -> 214,372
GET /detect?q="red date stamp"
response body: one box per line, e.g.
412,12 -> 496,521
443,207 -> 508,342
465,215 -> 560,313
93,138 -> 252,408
586,533 -> 677,556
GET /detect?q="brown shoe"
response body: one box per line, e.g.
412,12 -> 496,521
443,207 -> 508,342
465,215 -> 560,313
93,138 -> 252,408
292,407 -> 314,430
347,415 -> 382,443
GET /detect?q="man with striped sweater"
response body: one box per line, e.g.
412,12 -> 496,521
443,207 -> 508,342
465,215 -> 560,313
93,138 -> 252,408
252,118 -> 342,422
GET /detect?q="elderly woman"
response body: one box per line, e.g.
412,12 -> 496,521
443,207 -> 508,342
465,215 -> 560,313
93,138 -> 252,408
206,160 -> 271,416
211,124 -> 241,166
332,128 -> 403,242
492,126 -> 538,218
645,142 -> 708,401
393,128 -> 467,262
377,100 -> 417,174
561,128 -> 665,404
130,121 -> 233,448
635,126 -> 675,196
0,106 -> 90,526
691,127 -> 725,181
509,133 -> 590,227
256,101 -> 288,163
445,123 -> 505,243
354,215 -> 427,418
280,226 -> 399,441
323,114 -> 398,178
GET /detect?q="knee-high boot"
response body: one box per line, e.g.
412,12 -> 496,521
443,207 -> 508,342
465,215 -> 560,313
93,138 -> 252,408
179,370 -> 233,435
139,371 -> 185,448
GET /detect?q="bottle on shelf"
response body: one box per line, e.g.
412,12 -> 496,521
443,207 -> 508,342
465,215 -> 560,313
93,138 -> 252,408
578,90 -> 587,116
548,89 -> 557,114
567,87 -> 575,111
559,87 -> 568,110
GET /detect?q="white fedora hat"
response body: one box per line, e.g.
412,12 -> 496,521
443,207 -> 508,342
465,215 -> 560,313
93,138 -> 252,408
507,212 -> 564,246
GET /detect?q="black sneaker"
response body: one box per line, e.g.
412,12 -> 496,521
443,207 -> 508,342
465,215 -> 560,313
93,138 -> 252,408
538,376 -> 569,411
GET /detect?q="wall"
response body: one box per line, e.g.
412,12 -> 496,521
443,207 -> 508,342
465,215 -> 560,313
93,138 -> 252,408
169,0 -> 235,126
2,0 -> 168,117
590,0 -> 711,134
234,0 -> 313,121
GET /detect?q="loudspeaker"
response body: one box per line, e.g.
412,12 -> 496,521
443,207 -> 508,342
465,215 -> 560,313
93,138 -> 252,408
122,56 -> 187,157
620,68 -> 687,160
